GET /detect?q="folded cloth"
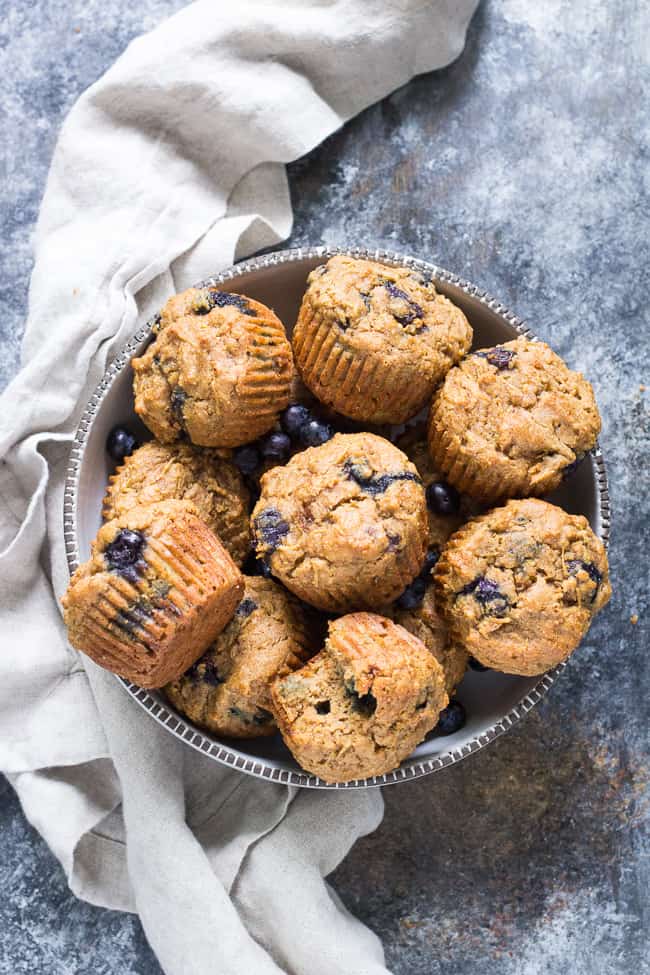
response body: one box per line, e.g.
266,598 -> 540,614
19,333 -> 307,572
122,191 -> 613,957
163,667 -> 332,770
0,1 -> 479,972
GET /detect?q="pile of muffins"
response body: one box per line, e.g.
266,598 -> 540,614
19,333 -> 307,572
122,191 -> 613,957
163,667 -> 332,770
62,255 -> 611,783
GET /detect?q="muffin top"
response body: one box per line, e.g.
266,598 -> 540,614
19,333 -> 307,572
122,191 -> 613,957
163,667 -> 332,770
428,337 -> 601,499
433,498 -> 611,675
251,432 -> 428,611
103,440 -> 250,566
301,256 -> 472,364
165,576 -> 317,738
132,286 -> 293,447
271,613 -> 448,782
294,255 -> 472,398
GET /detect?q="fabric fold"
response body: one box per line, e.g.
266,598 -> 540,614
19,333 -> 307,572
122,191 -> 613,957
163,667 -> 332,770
0,1 -> 479,972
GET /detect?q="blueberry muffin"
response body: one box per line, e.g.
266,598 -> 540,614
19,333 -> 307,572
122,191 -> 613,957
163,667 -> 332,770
271,613 -> 448,782
251,432 -> 428,612
103,440 -> 250,566
428,338 -> 601,504
433,498 -> 611,676
164,577 -> 318,738
132,286 -> 293,447
62,501 -> 244,688
292,256 -> 472,424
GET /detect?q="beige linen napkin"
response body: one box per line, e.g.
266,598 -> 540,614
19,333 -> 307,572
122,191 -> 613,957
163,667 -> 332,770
0,2 -> 479,972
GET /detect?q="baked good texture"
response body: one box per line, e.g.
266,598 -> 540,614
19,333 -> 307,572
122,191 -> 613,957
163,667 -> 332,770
132,286 -> 293,447
164,576 -> 318,738
433,498 -> 611,676
292,256 -> 472,424
103,440 -> 250,566
62,500 -> 244,688
387,586 -> 468,694
428,338 -> 601,504
251,432 -> 428,612
271,613 -> 448,782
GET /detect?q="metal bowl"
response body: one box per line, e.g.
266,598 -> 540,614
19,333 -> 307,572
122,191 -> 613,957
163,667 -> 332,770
63,246 -> 610,788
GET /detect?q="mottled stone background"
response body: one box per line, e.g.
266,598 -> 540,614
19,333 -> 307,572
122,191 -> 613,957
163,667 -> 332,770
1,0 -> 648,973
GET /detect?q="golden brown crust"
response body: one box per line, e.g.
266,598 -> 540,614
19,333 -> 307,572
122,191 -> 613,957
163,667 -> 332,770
251,432 -> 428,612
132,286 -> 293,447
164,577 -> 318,738
385,586 -> 468,694
433,498 -> 611,676
427,338 -> 601,504
62,500 -> 244,687
292,256 -> 472,424
271,613 -> 448,782
102,440 -> 250,565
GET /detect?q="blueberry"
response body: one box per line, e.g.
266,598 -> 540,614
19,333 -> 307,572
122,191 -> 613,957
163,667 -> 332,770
259,431 -> 291,460
567,559 -> 602,601
170,387 -> 186,427
421,547 -> 440,577
106,426 -> 139,464
281,404 -> 312,440
460,576 -> 510,617
426,480 -> 460,516
475,347 -> 516,370
104,529 -> 146,583
253,507 -> 290,551
236,597 -> 258,619
384,282 -> 424,326
469,656 -> 489,672
243,555 -> 273,578
233,444 -> 261,476
300,418 -> 334,447
344,460 -> 420,496
436,699 -> 466,736
396,575 -> 427,610
186,657 -> 223,686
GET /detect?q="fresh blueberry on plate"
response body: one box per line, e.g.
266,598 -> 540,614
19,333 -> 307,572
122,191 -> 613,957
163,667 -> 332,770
395,575 -> 427,610
281,404 -> 312,440
426,480 -> 460,516
436,699 -> 466,736
300,418 -> 334,448
259,431 -> 292,460
233,444 -> 261,476
106,426 -> 139,464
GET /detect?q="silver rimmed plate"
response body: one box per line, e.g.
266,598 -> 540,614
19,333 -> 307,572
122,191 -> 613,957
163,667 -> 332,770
63,246 -> 610,788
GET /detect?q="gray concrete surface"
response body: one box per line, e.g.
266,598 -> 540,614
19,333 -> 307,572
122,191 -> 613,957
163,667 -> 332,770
1,1 -> 648,973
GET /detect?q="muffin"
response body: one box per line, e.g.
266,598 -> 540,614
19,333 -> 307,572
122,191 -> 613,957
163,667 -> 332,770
103,440 -> 250,566
132,286 -> 293,447
428,338 -> 601,504
433,498 -> 611,676
292,256 -> 472,424
62,501 -> 244,688
271,613 -> 448,782
164,577 -> 318,738
251,432 -> 428,612
388,586 -> 468,694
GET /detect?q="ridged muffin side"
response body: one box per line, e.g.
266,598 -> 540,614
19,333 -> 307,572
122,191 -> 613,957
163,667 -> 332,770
102,440 -> 250,566
292,256 -> 472,424
62,500 -> 244,688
